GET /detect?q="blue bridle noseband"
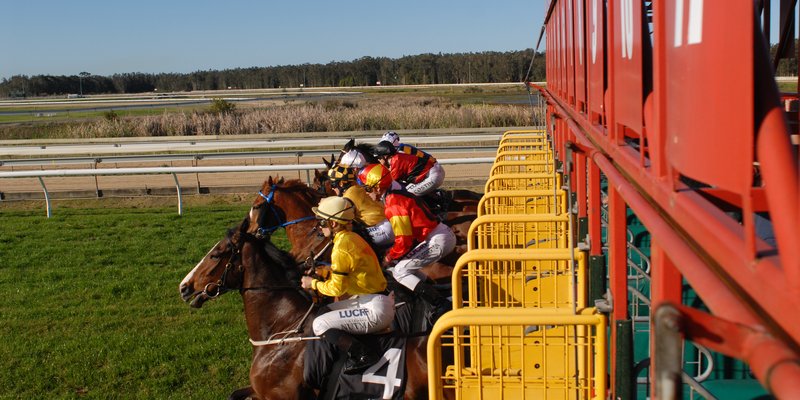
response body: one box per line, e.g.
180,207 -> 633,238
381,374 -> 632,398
254,185 -> 315,238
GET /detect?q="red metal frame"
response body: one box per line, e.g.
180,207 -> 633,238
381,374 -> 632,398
538,0 -> 800,398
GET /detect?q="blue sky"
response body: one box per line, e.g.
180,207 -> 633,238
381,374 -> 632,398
4,1 -> 790,81
0,0 -> 548,80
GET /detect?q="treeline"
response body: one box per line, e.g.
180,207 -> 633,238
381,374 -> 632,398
0,50 -> 544,98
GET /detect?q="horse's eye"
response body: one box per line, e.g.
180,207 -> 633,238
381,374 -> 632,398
210,252 -> 221,260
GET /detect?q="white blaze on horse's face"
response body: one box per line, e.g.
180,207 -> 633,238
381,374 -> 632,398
180,241 -> 218,297
248,207 -> 259,226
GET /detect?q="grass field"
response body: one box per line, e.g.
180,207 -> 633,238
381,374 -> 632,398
0,204 -> 290,399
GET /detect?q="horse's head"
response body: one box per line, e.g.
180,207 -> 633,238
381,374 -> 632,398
180,218 -> 305,308
246,176 -> 320,239
312,156 -> 338,196
180,221 -> 249,308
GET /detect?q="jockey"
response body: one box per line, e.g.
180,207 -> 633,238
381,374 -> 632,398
327,165 -> 394,248
357,163 -> 454,321
301,196 -> 395,373
372,139 -> 445,197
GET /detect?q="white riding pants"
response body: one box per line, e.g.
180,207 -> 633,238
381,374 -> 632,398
389,222 -> 456,291
312,293 -> 395,336
366,219 -> 395,248
405,162 -> 445,197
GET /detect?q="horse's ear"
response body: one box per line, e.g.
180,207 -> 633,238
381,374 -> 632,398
323,156 -> 334,169
278,177 -> 285,184
343,138 -> 355,152
267,176 -> 274,186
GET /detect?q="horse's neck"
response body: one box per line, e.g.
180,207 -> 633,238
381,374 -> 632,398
240,245 -> 312,341
286,220 -> 327,262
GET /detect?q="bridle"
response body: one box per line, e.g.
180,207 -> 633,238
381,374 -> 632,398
201,231 -> 302,299
200,230 -> 320,346
253,185 -> 315,239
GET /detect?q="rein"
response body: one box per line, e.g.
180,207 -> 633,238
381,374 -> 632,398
254,185 -> 315,238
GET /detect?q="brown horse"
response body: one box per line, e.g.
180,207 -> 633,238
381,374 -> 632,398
179,219 -> 438,400
245,176 -> 473,282
246,176 -> 329,264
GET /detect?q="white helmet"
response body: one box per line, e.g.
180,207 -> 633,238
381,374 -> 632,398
379,131 -> 400,147
339,149 -> 366,169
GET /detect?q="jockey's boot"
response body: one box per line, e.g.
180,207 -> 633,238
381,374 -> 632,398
413,282 -> 452,324
323,329 -> 379,374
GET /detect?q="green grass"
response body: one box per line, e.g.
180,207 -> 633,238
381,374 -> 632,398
0,205 -> 291,399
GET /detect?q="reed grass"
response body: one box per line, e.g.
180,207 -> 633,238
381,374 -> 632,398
0,96 -> 545,140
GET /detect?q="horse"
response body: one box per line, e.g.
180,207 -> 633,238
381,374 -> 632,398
246,175 -> 329,265
179,219 -> 441,400
245,176 -> 466,283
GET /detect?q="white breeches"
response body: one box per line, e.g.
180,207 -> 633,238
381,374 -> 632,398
312,293 -> 396,336
366,219 -> 395,248
388,222 -> 456,290
405,162 -> 445,196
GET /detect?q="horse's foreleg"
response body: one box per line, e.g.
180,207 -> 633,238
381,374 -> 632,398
228,386 -> 256,400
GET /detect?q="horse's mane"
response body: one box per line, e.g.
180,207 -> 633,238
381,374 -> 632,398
353,143 -> 379,164
229,219 -> 303,285
261,239 -> 303,284
262,177 -> 324,204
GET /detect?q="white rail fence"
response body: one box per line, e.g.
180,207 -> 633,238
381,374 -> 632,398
0,157 -> 494,217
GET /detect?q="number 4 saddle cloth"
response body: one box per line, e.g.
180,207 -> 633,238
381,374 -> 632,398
304,333 -> 408,400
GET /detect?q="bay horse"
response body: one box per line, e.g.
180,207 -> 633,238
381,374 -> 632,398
179,219 -> 439,400
245,176 -> 470,282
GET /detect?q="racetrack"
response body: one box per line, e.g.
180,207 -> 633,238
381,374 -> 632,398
0,129 -> 508,201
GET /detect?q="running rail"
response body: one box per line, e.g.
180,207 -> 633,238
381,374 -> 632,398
0,157 -> 493,217
537,1 -> 800,398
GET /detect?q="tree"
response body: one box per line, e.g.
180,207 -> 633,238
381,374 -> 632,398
79,71 -> 91,96
209,98 -> 236,114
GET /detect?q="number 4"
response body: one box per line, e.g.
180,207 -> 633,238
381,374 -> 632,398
361,348 -> 403,399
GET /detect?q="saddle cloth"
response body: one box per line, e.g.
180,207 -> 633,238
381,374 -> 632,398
304,333 -> 407,400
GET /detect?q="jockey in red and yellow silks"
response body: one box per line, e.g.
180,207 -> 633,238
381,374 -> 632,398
357,163 -> 454,323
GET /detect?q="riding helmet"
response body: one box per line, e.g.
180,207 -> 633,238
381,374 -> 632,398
312,196 -> 355,223
380,131 -> 400,146
373,140 -> 397,157
358,164 -> 393,192
340,149 -> 367,168
327,165 -> 356,185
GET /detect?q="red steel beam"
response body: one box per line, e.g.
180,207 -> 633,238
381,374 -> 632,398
668,303 -> 800,399
649,245 -> 684,390
536,84 -> 800,349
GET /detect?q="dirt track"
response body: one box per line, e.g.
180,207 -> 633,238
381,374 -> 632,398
0,150 -> 494,203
